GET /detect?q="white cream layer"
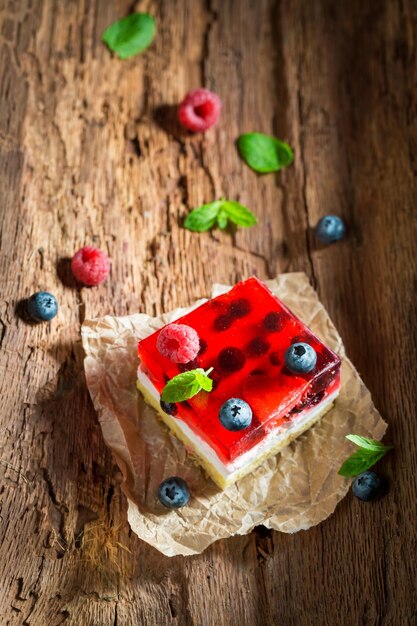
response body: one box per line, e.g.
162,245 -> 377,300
137,368 -> 340,481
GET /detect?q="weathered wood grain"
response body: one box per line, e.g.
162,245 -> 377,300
0,0 -> 416,624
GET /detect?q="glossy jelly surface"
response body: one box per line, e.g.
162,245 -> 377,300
137,277 -> 341,464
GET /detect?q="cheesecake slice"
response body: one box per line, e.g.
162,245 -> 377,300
137,277 -> 341,489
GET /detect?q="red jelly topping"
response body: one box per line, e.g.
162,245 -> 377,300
137,277 -> 341,464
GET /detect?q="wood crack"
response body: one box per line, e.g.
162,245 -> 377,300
0,316 -> 6,350
75,288 -> 86,326
201,0 -> 219,86
22,346 -> 35,377
21,556 -> 45,626
41,466 -> 69,557
41,467 -> 60,507
295,9 -> 317,290
210,238 -> 272,276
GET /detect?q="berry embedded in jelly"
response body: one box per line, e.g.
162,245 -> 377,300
218,347 -> 246,372
263,311 -> 284,332
214,314 -> 233,331
247,337 -> 270,358
137,278 -> 342,473
229,298 -> 252,318
160,400 -> 178,416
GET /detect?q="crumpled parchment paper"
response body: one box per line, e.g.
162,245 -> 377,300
81,273 -> 387,557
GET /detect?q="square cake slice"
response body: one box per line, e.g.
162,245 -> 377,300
137,277 -> 341,489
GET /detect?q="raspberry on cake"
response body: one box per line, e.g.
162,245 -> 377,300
156,323 -> 200,364
137,277 -> 341,489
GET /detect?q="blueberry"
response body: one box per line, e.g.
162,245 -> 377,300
26,292 -> 58,322
352,471 -> 386,502
315,215 -> 346,244
284,342 -> 317,373
219,398 -> 252,431
229,298 -> 251,318
218,347 -> 246,372
158,476 -> 190,509
160,399 -> 177,416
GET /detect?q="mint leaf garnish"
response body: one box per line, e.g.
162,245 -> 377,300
345,435 -> 393,453
183,201 -> 222,232
217,209 -> 228,230
184,199 -> 257,233
194,367 -> 213,392
102,13 -> 156,59
338,450 -> 387,477
223,200 -> 257,227
338,434 -> 393,477
237,132 -> 294,174
161,368 -> 214,403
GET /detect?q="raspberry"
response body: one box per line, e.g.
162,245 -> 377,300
156,324 -> 200,364
177,88 -> 222,132
71,247 -> 110,286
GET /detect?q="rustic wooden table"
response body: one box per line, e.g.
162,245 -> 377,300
1,1 -> 416,624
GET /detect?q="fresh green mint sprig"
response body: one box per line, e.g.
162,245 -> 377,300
237,132 -> 294,173
338,434 -> 393,477
183,199 -> 257,232
102,13 -> 156,59
161,368 -> 214,403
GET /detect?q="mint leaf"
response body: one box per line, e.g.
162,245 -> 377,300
338,434 -> 393,477
102,13 -> 156,59
223,200 -> 257,227
161,368 -> 214,403
217,209 -> 228,229
338,450 -> 387,477
237,132 -> 294,173
183,201 -> 222,232
161,372 -> 201,403
194,368 -> 213,392
345,434 -> 393,453
184,199 -> 256,232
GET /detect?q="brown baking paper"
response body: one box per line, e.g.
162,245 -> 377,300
81,273 -> 387,557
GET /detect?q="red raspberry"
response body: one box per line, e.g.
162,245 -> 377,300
71,246 -> 110,286
156,324 -> 200,364
178,88 -> 222,132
